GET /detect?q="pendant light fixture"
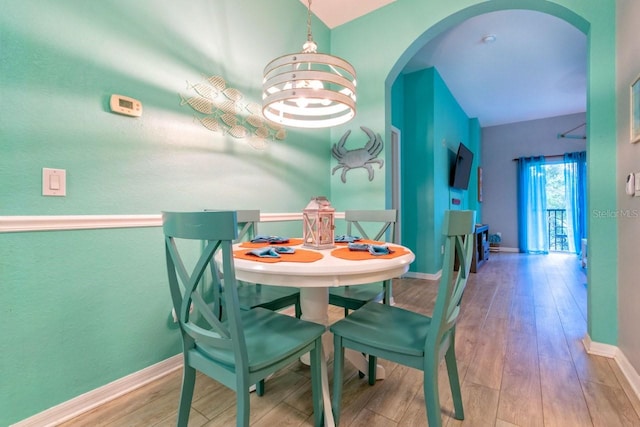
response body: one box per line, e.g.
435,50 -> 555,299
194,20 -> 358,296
262,0 -> 357,129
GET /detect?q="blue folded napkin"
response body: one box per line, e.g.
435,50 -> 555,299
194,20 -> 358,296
347,243 -> 370,251
346,243 -> 394,255
272,246 -> 295,254
368,244 -> 394,255
335,235 -> 361,243
248,247 -> 280,258
250,235 -> 290,244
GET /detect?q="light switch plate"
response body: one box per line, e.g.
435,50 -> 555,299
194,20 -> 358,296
42,168 -> 66,196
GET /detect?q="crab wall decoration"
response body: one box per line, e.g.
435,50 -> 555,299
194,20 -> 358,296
331,126 -> 384,183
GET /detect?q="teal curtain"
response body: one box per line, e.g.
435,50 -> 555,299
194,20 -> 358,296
517,156 -> 549,254
564,151 -> 587,254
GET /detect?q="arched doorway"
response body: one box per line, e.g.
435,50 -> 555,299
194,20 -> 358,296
377,0 -> 615,347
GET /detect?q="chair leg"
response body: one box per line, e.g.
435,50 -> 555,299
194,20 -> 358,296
310,338 -> 324,427
445,342 -> 464,420
256,379 -> 265,396
177,365 -> 196,427
295,300 -> 302,318
237,388 -> 250,427
332,335 -> 345,426
368,355 -> 377,385
423,355 -> 442,427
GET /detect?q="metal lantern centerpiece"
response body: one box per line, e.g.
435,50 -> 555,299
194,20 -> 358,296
302,196 -> 335,249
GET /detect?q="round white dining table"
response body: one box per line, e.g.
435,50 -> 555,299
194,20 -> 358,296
232,241 -> 415,426
232,241 -> 414,341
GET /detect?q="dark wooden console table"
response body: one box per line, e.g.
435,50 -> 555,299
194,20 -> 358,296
454,224 -> 489,273
471,224 -> 490,272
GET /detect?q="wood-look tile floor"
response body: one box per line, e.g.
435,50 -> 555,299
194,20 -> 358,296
60,253 -> 640,426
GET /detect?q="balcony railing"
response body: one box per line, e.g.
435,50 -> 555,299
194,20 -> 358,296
547,208 -> 569,252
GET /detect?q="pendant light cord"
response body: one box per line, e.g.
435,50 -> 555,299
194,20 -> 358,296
307,0 -> 313,42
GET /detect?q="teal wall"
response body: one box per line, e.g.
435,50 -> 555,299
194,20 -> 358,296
0,1 -> 333,424
0,0 -> 334,217
395,67 -> 476,274
396,69 -> 435,273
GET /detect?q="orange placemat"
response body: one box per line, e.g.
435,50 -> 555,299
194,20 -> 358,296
330,246 -> 410,260
234,248 -> 323,263
239,238 -> 304,248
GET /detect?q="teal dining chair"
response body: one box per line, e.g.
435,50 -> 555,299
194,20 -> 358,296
207,209 -> 301,395
163,211 -> 325,427
330,210 -> 476,426
233,210 -> 301,318
329,209 -> 397,316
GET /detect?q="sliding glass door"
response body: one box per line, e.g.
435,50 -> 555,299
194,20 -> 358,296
517,152 -> 586,254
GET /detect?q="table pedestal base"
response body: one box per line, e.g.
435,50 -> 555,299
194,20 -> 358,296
299,287 -> 330,365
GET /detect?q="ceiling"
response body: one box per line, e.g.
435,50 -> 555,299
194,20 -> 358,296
301,1 -> 587,127
300,0 -> 396,28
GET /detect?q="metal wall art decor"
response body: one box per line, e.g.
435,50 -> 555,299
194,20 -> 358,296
180,75 -> 286,150
331,126 -> 384,183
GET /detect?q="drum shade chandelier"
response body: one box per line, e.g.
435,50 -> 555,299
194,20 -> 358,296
262,0 -> 357,129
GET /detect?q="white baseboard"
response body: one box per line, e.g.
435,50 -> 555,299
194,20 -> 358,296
403,270 -> 441,281
499,246 -> 519,253
583,334 -> 640,403
12,355 -> 182,427
615,347 -> 640,401
583,334 -> 617,358
488,246 -> 519,253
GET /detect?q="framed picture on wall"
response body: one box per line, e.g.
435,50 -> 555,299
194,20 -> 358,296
632,74 -> 640,143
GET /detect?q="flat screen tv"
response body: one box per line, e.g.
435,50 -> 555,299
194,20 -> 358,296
450,142 -> 474,190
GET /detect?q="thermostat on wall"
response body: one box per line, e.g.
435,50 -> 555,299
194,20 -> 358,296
110,94 -> 142,117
